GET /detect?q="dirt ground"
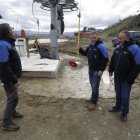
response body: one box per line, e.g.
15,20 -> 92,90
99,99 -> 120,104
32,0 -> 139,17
0,53 -> 140,140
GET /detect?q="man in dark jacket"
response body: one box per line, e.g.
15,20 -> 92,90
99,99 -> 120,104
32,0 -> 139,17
109,31 -> 140,122
0,23 -> 23,131
78,32 -> 108,111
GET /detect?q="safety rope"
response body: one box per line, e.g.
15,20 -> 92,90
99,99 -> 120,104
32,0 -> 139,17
32,2 -> 40,42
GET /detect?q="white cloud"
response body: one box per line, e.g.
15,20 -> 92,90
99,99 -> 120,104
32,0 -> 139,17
0,0 -> 139,32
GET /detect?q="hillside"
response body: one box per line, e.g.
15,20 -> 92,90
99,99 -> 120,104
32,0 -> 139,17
101,14 -> 140,37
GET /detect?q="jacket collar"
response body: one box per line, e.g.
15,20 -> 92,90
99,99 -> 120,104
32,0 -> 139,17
0,38 -> 15,46
90,39 -> 103,47
123,40 -> 133,48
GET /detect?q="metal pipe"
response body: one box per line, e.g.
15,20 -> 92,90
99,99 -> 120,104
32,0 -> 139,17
50,2 -> 59,59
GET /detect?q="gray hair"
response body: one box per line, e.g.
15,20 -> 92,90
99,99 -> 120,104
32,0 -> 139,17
120,30 -> 131,41
0,23 -> 11,39
90,32 -> 98,36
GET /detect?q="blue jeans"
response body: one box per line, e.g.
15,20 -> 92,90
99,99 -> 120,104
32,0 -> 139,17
114,80 -> 132,114
89,69 -> 101,104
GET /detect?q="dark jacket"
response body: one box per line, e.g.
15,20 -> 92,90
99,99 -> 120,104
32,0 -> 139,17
39,47 -> 52,59
109,41 -> 140,84
0,39 -> 22,84
79,40 -> 108,71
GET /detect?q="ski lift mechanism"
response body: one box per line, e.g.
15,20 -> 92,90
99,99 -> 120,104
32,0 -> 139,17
33,0 -> 78,59
33,0 -> 78,11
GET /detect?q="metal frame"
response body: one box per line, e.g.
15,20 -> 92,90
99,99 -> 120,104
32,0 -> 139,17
34,0 -> 78,12
33,0 -> 78,59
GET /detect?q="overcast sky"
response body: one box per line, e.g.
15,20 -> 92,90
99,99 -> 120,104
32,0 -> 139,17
0,0 -> 139,32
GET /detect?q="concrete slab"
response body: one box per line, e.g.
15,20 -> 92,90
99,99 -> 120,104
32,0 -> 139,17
21,53 -> 60,78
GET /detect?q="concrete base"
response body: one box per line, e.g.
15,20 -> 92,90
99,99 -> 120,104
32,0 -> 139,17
21,53 -> 60,78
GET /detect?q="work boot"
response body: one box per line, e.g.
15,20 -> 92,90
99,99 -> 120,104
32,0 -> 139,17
88,104 -> 96,111
3,122 -> 20,131
109,106 -> 121,112
13,112 -> 24,118
120,113 -> 127,122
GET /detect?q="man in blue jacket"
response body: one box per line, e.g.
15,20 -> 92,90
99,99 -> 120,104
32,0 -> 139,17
109,31 -> 140,122
78,32 -> 108,111
0,23 -> 23,131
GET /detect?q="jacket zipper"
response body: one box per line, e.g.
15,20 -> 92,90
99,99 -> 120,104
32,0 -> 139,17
116,46 -> 123,78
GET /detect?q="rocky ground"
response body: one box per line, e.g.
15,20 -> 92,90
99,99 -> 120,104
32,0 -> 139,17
0,53 -> 140,140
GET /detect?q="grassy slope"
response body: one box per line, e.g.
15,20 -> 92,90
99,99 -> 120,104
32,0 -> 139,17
101,14 -> 140,37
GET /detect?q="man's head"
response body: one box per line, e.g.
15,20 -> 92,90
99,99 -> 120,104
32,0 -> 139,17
0,23 -> 14,39
89,32 -> 99,44
118,31 -> 130,45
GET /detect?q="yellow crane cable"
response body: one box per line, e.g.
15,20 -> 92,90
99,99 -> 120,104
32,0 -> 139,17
76,11 -> 81,61
76,0 -> 81,61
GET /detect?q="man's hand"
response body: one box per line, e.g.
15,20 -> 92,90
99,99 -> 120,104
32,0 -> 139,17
15,80 -> 20,88
76,45 -> 81,50
109,72 -> 113,77
98,71 -> 103,76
